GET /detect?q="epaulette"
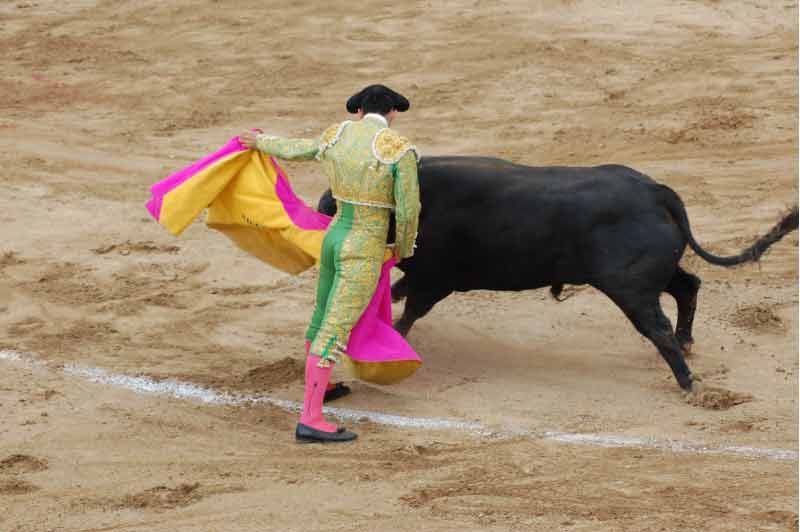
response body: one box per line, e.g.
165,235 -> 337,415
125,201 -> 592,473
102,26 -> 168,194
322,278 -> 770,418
317,121 -> 351,158
372,128 -> 420,165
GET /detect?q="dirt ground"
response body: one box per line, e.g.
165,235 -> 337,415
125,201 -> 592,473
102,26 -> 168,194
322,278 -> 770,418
1,1 -> 798,531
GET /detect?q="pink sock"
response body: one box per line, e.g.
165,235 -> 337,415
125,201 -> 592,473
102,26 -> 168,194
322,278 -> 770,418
299,355 -> 337,433
307,341 -> 336,392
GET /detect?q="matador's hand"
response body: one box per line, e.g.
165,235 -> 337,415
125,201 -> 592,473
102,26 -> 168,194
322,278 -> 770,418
239,129 -> 263,149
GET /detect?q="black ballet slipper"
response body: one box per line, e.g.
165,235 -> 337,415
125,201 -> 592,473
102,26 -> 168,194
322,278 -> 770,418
295,423 -> 358,443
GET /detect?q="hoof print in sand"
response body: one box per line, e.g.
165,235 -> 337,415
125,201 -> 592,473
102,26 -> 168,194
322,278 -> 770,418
730,304 -> 784,333
92,240 -> 180,256
0,454 -> 48,474
684,385 -> 754,410
118,483 -> 203,510
112,482 -> 243,511
0,479 -> 39,495
0,251 -> 25,268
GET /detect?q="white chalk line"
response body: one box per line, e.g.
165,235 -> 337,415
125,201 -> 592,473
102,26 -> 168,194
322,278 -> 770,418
1,349 -> 796,461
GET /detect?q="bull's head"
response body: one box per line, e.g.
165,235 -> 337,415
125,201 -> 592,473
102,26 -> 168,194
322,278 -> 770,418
317,189 -> 337,217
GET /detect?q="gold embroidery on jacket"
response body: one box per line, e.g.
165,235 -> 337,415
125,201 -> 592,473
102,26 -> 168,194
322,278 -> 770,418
317,121 -> 351,159
372,129 -> 420,165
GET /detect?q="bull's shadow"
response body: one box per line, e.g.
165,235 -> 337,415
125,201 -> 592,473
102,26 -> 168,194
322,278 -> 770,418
318,156 -> 798,392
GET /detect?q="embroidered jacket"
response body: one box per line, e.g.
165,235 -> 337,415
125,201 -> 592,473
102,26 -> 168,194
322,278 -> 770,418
256,115 -> 421,258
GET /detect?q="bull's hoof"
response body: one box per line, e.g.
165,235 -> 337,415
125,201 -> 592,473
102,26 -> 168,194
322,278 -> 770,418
678,374 -> 696,392
679,340 -> 694,358
681,377 -> 705,395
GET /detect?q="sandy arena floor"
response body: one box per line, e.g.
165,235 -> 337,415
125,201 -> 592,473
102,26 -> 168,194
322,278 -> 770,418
0,1 -> 797,531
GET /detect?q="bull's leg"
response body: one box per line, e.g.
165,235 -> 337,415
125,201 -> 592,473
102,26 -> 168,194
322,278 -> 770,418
603,290 -> 695,391
391,275 -> 409,303
393,285 -> 452,337
664,267 -> 701,354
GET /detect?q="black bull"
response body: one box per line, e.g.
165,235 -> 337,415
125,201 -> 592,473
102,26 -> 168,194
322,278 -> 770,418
317,156 -> 798,391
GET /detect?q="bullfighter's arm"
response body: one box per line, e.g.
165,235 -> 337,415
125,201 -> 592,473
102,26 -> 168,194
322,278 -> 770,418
392,151 -> 421,259
255,122 -> 348,162
255,134 -> 319,161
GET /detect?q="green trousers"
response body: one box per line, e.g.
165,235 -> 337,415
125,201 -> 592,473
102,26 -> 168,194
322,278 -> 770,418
305,201 -> 390,363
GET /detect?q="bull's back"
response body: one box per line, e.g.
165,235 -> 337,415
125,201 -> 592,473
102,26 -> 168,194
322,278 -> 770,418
418,157 -> 656,211
410,157 -> 667,290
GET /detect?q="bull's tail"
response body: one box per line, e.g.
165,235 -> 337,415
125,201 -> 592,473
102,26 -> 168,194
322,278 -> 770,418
656,185 -> 798,267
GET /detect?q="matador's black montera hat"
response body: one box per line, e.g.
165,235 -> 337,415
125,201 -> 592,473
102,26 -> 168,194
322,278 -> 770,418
346,84 -> 410,114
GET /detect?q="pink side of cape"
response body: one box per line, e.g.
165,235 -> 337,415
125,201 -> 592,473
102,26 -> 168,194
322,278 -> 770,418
272,158 -> 331,231
347,257 -> 419,363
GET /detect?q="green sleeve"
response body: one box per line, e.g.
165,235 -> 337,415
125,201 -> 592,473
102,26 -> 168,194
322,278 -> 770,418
392,151 -> 421,259
256,134 -> 319,161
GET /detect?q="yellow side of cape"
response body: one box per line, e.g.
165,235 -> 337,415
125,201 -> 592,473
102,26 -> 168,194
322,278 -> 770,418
160,149 -> 388,275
